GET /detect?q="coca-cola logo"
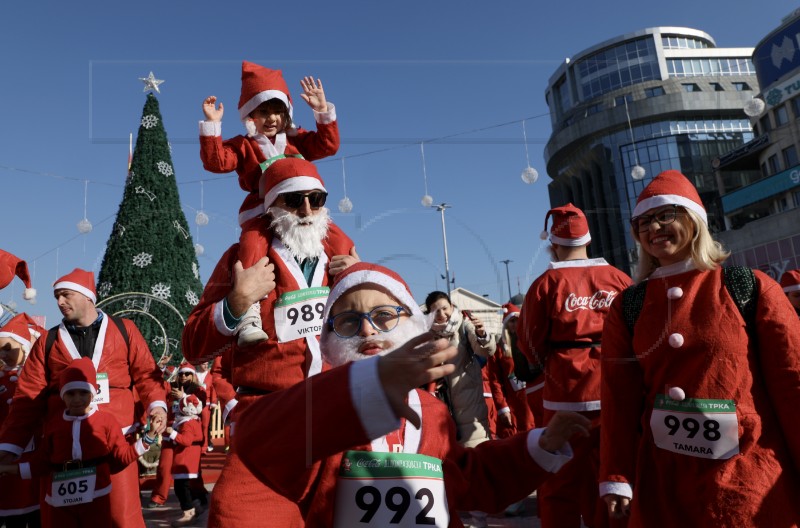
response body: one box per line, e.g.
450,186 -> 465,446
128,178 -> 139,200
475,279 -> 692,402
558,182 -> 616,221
564,290 -> 617,312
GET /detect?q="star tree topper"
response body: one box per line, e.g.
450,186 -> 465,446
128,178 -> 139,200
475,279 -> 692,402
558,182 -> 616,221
139,71 -> 165,93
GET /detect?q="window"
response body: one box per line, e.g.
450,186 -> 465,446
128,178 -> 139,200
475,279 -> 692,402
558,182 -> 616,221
732,82 -> 751,91
775,105 -> 790,127
682,83 -> 701,92
710,82 -> 724,91
645,86 -> 665,97
783,145 -> 799,168
586,103 -> 603,116
792,97 -> 800,118
759,115 -> 772,133
768,154 -> 781,175
615,93 -> 633,106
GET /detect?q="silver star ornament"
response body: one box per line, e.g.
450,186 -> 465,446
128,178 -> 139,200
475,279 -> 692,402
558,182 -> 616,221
139,72 -> 165,93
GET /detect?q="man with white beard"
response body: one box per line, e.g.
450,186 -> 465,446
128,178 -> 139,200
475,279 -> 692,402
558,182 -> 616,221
182,156 -> 359,527
235,262 -> 591,527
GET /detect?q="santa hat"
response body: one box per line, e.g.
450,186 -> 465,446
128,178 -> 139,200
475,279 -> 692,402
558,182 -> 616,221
0,250 -> 36,301
540,203 -> 591,246
780,269 -> 800,293
238,61 -> 293,124
177,361 -> 197,377
502,303 -> 520,326
322,262 -> 425,330
53,268 -> 97,303
0,313 -> 44,363
59,357 -> 98,398
632,170 -> 707,225
260,156 -> 327,209
178,394 -> 203,416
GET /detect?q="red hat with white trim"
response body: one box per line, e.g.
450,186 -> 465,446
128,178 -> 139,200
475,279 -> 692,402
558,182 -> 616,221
502,303 -> 520,325
53,268 -> 97,303
260,156 -> 327,208
0,249 -> 36,301
238,61 -> 293,123
59,357 -> 98,398
780,269 -> 800,293
540,203 -> 591,246
633,170 -> 707,225
179,394 -> 203,416
177,361 -> 197,377
0,313 -> 46,363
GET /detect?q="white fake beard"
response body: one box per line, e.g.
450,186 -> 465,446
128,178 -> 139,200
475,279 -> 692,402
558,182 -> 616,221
322,314 -> 428,368
268,206 -> 330,261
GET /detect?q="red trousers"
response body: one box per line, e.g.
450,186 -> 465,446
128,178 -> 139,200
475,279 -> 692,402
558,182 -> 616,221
150,442 -> 173,504
108,460 -> 145,528
40,494 -> 110,528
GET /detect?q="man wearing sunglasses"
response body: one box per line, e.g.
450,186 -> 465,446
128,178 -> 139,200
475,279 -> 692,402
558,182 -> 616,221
234,262 -> 591,526
181,156 -> 359,527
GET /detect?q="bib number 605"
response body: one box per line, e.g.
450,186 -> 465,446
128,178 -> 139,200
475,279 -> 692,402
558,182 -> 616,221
58,479 -> 89,496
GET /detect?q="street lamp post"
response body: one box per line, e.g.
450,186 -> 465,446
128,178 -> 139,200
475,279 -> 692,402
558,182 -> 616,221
432,203 -> 452,296
500,259 -> 513,301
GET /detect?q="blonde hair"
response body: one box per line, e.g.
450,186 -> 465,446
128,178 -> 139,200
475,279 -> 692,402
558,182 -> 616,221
633,208 -> 729,283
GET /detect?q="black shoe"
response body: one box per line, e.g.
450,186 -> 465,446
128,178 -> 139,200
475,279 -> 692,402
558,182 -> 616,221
148,501 -> 167,509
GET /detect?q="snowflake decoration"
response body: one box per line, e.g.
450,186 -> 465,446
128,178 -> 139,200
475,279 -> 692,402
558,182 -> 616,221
141,114 -> 159,129
185,290 -> 199,306
132,252 -> 153,268
151,283 -> 171,300
152,335 -> 165,346
157,161 -> 173,177
97,282 -> 112,298
192,262 -> 200,279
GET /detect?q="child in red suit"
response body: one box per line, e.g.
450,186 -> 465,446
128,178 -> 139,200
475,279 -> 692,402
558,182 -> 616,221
200,61 -> 355,347
165,394 -> 205,527
0,358 -> 161,528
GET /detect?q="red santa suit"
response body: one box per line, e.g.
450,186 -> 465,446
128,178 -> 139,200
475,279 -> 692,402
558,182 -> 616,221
168,415 -> 203,479
487,346 -> 534,436
600,263 -> 800,527
0,313 -> 167,528
19,406 -> 149,528
234,356 -> 575,527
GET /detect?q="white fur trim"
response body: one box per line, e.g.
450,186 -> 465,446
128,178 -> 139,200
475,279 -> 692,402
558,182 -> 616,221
53,281 -> 96,303
649,259 -> 697,279
238,205 -> 265,226
147,400 -> 168,413
599,481 -> 633,499
213,301 -> 237,336
134,438 -> 148,455
0,504 -> 39,516
0,331 -> 30,351
199,120 -> 222,137
633,195 -> 707,225
172,472 -> 199,479
323,269 -> 424,324
548,258 -> 609,270
239,89 -> 293,121
262,176 -> 326,209
527,428 -> 573,473
178,366 -> 197,375
550,231 -> 591,247
222,398 -> 238,424
349,356 -> 400,440
498,406 -> 511,415
543,399 -> 601,412
0,443 -> 23,456
23,287 -> 36,300
60,381 -> 97,398
783,284 -> 800,293
18,462 -> 32,480
169,430 -> 178,441
525,381 -> 545,394
313,102 -> 336,124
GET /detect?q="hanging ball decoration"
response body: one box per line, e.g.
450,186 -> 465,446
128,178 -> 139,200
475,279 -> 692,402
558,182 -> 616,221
77,218 -> 93,234
421,194 -> 434,207
338,197 -> 353,213
521,166 -> 539,184
194,244 -> 205,256
631,165 -> 646,181
195,211 -> 210,226
743,97 -> 765,117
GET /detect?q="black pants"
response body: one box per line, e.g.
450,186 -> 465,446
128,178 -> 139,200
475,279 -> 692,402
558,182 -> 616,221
174,478 -> 209,512
0,510 -> 41,528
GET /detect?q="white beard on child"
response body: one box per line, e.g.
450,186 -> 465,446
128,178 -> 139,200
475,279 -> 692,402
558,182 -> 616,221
268,206 -> 330,261
322,313 -> 428,367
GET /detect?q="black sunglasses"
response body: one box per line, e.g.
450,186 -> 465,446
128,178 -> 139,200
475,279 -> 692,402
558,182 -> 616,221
281,191 -> 327,209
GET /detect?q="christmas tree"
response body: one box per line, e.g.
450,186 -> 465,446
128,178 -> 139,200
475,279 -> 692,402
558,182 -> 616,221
97,84 -> 203,365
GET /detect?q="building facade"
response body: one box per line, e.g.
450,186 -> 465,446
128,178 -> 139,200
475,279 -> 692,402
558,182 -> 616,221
544,27 -> 757,272
715,10 -> 800,281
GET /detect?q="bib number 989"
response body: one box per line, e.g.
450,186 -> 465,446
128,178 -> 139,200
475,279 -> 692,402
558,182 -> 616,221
286,302 -> 324,325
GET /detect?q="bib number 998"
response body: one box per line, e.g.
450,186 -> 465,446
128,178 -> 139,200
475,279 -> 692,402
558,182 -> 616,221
663,415 -> 721,441
355,485 -> 436,525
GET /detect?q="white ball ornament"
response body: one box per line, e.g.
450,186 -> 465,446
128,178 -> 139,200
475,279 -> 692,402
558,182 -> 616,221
338,197 -> 353,213
421,194 -> 433,207
743,97 -> 765,117
668,386 -> 686,401
521,167 -> 539,184
77,218 -> 93,234
194,244 -> 205,256
668,333 -> 684,348
667,287 -> 684,300
631,165 -> 646,181
195,211 -> 209,226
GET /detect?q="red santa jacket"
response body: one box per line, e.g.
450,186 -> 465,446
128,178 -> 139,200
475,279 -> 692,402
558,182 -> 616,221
234,360 -> 573,527
182,231 -> 353,392
487,347 -> 534,435
168,417 -> 203,479
20,407 -> 147,506
0,366 -> 39,516
0,314 -> 166,454
600,264 -> 800,527
211,354 -> 237,424
518,259 -> 630,417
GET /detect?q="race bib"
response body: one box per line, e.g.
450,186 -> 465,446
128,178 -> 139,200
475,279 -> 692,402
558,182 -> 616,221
93,373 -> 110,405
334,451 -> 449,527
274,287 -> 329,343
650,394 -> 739,460
50,467 -> 96,507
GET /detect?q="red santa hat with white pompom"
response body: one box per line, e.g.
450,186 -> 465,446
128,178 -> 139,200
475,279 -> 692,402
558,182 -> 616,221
238,61 -> 294,136
53,268 -> 97,303
540,203 -> 591,246
59,357 -> 98,398
0,249 -> 36,301
632,169 -> 707,225
179,394 -> 203,417
502,303 -> 520,326
259,156 -> 327,209
0,313 -> 46,364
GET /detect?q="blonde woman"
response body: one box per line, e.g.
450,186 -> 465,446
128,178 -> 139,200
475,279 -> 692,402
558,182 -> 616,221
599,170 -> 800,527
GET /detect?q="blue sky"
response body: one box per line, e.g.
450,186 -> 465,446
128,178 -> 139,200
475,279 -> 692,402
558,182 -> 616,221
1,0 -> 794,326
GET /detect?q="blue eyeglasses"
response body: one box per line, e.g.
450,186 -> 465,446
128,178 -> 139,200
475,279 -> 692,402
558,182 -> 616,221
327,305 -> 406,338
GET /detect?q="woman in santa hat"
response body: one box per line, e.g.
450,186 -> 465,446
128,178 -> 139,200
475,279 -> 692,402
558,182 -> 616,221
599,170 -> 800,526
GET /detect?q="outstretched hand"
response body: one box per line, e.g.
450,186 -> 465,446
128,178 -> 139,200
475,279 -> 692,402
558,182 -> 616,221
377,332 -> 457,429
299,77 -> 328,113
537,411 -> 591,452
228,256 -> 277,317
203,96 -> 224,121
329,247 -> 360,276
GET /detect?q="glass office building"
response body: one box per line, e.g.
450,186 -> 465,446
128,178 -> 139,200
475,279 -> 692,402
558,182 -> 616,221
544,27 -> 757,271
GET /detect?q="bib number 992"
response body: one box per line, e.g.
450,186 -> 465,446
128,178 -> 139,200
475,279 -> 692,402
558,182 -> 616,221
355,485 -> 436,525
